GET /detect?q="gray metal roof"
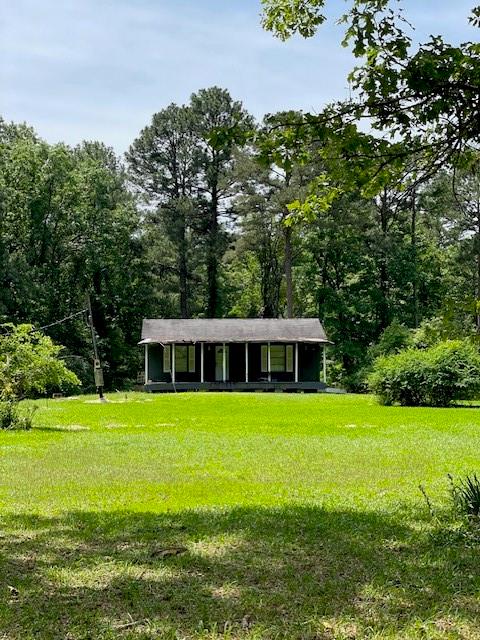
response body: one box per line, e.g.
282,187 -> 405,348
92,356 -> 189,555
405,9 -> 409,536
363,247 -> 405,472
140,318 -> 330,344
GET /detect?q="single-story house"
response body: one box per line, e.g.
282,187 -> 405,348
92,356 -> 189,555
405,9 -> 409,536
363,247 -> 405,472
140,318 -> 331,392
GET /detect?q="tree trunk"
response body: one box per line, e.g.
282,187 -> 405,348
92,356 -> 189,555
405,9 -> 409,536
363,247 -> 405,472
411,192 -> 419,328
377,193 -> 390,331
284,225 -> 293,318
283,171 -> 293,318
476,209 -> 480,333
260,238 -> 281,318
178,223 -> 189,319
206,188 -> 219,317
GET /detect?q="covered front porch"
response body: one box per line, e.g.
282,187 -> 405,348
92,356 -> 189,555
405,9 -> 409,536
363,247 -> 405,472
144,341 -> 328,392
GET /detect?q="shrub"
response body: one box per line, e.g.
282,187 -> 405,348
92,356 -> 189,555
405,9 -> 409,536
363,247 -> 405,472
0,324 -> 80,399
353,320 -> 412,392
368,340 -> 480,406
449,473 -> 480,519
0,400 -> 17,430
411,316 -> 451,348
0,399 -> 37,430
341,367 -> 370,393
368,320 -> 412,360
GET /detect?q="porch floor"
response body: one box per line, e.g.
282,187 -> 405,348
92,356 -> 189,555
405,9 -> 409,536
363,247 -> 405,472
144,381 -> 327,393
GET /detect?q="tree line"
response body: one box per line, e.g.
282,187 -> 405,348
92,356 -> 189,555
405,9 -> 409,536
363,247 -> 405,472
0,85 -> 478,390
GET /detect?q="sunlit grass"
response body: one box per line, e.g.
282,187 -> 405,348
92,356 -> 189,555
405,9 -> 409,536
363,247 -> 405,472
1,393 -> 480,638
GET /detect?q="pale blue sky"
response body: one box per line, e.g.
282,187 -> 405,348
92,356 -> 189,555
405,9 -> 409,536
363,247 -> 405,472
1,0 -> 476,153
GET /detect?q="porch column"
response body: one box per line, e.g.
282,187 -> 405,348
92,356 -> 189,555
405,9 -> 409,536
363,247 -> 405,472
222,342 -> 226,382
200,342 -> 204,383
323,345 -> 327,384
245,342 -> 249,382
144,344 -> 149,383
172,342 -> 176,384
295,343 -> 299,383
267,342 -> 271,382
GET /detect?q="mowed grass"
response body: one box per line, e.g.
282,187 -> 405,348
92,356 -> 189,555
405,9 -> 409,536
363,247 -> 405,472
1,392 -> 480,639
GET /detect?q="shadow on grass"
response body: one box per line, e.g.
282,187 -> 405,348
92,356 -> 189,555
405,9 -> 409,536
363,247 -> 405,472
1,506 -> 479,639
452,403 -> 480,409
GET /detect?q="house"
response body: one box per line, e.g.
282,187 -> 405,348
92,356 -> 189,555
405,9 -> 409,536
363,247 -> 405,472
140,318 -> 331,392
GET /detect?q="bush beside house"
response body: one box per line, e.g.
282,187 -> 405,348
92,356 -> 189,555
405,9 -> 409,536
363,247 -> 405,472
368,340 -> 480,407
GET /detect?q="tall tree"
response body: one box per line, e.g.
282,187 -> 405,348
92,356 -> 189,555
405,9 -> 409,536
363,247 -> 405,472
233,151 -> 284,317
453,158 -> 480,332
234,113 -> 312,318
190,87 -> 253,317
127,105 -> 200,318
422,159 -> 480,333
257,111 -> 311,317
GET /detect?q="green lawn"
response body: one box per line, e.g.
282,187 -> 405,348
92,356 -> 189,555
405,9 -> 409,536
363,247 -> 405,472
1,393 -> 480,639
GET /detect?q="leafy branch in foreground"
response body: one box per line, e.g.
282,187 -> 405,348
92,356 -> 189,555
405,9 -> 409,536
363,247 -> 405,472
261,0 -> 327,40
259,1 -> 480,201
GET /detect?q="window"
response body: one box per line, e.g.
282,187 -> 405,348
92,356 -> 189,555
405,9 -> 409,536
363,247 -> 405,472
188,345 -> 195,372
261,344 -> 294,373
163,345 -> 171,372
261,345 -> 268,372
270,345 -> 285,372
163,345 -> 195,373
286,345 -> 294,372
175,346 -> 188,372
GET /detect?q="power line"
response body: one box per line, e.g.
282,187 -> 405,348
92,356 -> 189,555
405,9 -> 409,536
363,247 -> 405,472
36,309 -> 87,333
0,309 -> 87,337
1,302 -> 108,402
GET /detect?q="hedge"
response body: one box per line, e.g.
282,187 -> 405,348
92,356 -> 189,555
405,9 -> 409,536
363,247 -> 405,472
368,340 -> 480,407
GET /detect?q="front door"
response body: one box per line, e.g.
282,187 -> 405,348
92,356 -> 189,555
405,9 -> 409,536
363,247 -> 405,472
215,345 -> 229,381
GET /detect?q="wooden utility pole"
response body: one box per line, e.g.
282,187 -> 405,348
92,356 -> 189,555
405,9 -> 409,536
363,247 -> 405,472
86,294 -> 105,401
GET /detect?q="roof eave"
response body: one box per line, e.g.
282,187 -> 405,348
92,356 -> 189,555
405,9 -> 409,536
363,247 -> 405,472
139,338 -> 333,345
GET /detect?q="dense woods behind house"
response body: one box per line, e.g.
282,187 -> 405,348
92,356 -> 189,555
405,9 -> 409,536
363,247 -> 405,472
1,83 -> 479,392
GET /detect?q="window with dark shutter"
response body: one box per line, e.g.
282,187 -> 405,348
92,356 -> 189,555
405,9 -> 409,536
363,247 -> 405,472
163,345 -> 171,372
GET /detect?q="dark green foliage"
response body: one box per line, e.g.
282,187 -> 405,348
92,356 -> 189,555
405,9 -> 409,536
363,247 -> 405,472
0,400 -> 20,430
368,340 -> 480,406
191,87 -> 253,317
368,320 -> 412,360
0,123 -> 154,390
450,473 -> 480,519
232,115 -> 312,318
127,104 -> 200,319
339,322 -> 413,393
421,163 -> 480,334
2,81 -> 480,388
